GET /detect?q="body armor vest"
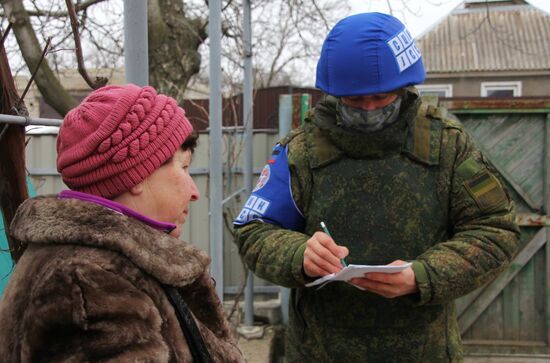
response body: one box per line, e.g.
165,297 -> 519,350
286,98 -> 459,362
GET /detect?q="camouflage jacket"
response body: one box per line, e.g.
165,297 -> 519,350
234,89 -> 520,362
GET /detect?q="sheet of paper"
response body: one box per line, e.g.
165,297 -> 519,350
305,262 -> 413,288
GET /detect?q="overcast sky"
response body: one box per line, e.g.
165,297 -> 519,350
349,0 -> 550,37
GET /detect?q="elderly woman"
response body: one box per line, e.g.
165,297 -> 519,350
0,85 -> 244,362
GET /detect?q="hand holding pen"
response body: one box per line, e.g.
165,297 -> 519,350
320,222 -> 347,267
303,221 -> 349,278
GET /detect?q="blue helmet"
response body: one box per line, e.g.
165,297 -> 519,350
316,12 -> 425,97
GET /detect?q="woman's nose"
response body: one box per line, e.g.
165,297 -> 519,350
190,178 -> 200,202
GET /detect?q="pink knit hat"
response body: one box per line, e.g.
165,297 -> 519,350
57,84 -> 193,198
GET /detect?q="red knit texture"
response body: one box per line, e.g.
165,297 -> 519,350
57,84 -> 193,198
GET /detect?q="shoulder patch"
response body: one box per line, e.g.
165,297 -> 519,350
463,171 -> 508,212
456,157 -> 483,179
253,164 -> 271,191
457,157 -> 508,212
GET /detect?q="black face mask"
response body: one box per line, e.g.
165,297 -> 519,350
336,96 -> 402,132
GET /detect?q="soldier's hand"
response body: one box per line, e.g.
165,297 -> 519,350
303,231 -> 349,278
349,260 -> 418,298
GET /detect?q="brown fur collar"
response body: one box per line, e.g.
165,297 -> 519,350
10,196 -> 210,287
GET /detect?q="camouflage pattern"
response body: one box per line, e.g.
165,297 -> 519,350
234,88 -> 520,362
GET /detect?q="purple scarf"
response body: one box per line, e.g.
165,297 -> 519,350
58,190 -> 176,234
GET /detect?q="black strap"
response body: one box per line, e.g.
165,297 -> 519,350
162,285 -> 214,363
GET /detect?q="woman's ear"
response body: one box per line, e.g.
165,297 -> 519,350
129,182 -> 144,195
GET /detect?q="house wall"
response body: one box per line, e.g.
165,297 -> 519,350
423,73 -> 550,97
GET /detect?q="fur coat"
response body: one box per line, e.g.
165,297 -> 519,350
0,196 -> 244,363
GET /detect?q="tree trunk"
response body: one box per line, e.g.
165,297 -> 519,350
148,0 -> 207,103
0,29 -> 28,263
1,0 -> 78,116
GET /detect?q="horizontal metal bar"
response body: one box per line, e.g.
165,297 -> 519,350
195,167 -> 263,176
27,167 -> 213,177
190,167 -> 209,175
516,213 -> 550,227
204,127 -> 278,134
27,168 -> 60,176
0,115 -> 279,133
224,285 -> 281,294
27,168 -> 262,183
28,167 -> 264,178
0,114 -> 62,127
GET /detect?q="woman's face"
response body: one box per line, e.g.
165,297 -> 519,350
139,148 -> 200,237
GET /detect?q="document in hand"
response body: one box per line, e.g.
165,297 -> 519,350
305,262 -> 413,288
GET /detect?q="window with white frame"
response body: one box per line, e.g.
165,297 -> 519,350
416,84 -> 453,98
481,81 -> 522,98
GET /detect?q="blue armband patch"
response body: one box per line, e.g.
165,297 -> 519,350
234,144 -> 305,232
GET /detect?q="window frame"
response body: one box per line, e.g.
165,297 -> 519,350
481,81 -> 522,97
416,84 -> 453,98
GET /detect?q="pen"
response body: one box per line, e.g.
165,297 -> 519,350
320,221 -> 347,267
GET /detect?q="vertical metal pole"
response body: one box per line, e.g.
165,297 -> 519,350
209,0 -> 224,302
123,0 -> 148,86
243,0 -> 255,327
279,95 -> 292,138
300,94 -> 311,125
278,95 -> 293,324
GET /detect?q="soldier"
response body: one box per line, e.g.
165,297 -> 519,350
234,12 -> 519,362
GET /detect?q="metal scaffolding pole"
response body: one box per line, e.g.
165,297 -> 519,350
0,114 -> 61,127
209,0 -> 224,301
278,96 -> 292,324
242,0 -> 254,327
123,0 -> 148,86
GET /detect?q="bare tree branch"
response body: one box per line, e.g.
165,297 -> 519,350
186,98 -> 210,126
0,22 -> 11,48
64,0 -> 107,89
2,0 -> 78,115
386,0 -> 394,16
16,36 -> 50,109
3,0 -> 346,115
0,27 -> 29,263
0,0 -> 107,18
311,0 -> 330,31
222,0 -> 235,12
